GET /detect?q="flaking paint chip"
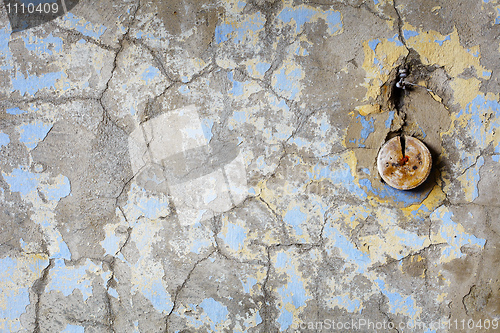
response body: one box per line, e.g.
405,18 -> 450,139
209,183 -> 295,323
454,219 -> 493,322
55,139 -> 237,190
377,136 -> 432,190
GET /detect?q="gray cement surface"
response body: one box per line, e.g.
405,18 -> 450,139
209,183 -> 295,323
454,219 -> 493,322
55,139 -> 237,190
1,0 -> 500,332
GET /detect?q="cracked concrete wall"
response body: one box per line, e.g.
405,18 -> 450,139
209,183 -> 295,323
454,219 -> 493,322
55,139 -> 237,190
0,0 -> 499,332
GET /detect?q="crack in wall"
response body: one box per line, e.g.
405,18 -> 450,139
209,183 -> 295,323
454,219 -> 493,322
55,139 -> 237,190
163,249 -> 216,332
32,258 -> 53,333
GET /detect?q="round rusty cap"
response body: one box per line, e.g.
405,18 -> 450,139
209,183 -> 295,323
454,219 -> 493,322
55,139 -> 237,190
377,136 -> 432,190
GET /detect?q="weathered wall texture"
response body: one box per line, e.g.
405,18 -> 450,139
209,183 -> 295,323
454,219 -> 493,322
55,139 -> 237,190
1,0 -> 499,332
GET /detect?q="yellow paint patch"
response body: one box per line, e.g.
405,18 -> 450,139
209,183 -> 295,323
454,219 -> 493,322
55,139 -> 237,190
405,25 -> 490,80
437,292 -> 447,302
361,37 -> 408,102
449,77 -> 482,110
356,104 -> 381,116
401,184 -> 446,218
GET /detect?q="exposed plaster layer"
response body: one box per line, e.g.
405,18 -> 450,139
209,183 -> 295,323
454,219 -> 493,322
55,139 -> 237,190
1,0 -> 499,331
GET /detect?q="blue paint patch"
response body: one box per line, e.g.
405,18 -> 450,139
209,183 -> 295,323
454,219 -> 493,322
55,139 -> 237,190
324,10 -> 343,34
408,205 -> 427,219
6,107 -> 27,115
385,110 -> 395,128
45,180 -> 71,202
141,66 -> 161,84
101,230 -> 122,256
434,35 -> 450,46
349,114 -> 374,147
357,114 -> 374,140
307,158 -> 368,199
2,168 -> 70,200
4,168 -> 45,197
388,34 -> 404,47
232,111 -> 247,123
493,155 -> 499,162
220,222 -> 247,251
283,206 -> 306,236
227,71 -> 250,96
199,298 -> 229,331
456,94 -> 500,151
184,304 -> 205,328
0,132 -> 9,148
271,96 -> 290,112
61,13 -> 107,39
61,324 -> 85,333
141,281 -> 173,313
368,39 -> 380,51
431,207 -> 486,260
0,28 -> 14,70
403,29 -> 418,39
22,33 -> 63,56
273,67 -> 302,100
294,46 -> 309,56
200,118 -> 214,141
0,256 -> 49,330
46,259 -> 94,300
125,185 -> 171,220
289,136 -> 309,148
417,124 -> 427,138
483,71 -> 492,78
2,168 -> 71,259
359,178 -> 432,206
255,311 -> 262,325
275,251 -> 311,330
373,0 -> 379,4
278,7 -> 317,33
108,287 -> 119,298
319,118 -> 330,133
375,278 -> 419,318
330,295 -> 361,313
17,121 -> 52,150
256,62 -> 271,75
190,237 -> 212,254
11,71 -> 66,96
323,223 -> 371,273
278,310 -> 293,331
214,23 -> 233,44
241,277 -> 258,293
278,7 -> 342,35
214,13 -> 265,44
393,229 -> 426,257
178,85 -> 190,94
466,48 -> 480,57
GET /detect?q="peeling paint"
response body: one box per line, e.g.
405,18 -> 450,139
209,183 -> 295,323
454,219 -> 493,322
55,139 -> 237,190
1,0 -> 499,331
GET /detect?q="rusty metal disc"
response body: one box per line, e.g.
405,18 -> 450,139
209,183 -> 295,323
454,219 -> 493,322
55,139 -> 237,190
377,136 -> 432,190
